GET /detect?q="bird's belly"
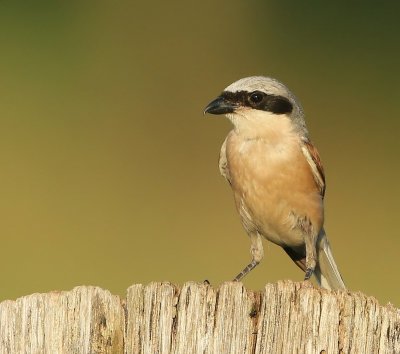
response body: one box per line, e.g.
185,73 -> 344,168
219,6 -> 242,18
235,182 -> 312,247
227,138 -> 323,247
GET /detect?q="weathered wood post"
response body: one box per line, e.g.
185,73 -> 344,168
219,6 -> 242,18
0,281 -> 399,353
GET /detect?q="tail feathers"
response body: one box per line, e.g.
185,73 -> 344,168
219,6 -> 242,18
283,230 -> 346,291
314,230 -> 346,290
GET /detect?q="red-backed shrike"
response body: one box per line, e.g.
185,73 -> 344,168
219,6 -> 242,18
204,76 -> 346,290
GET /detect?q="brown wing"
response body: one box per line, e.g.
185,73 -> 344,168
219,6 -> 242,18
301,138 -> 326,198
285,139 -> 326,273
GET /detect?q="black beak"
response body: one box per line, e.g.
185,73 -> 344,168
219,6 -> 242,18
203,96 -> 236,115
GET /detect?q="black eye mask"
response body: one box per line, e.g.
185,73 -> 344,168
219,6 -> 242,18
221,90 -> 293,114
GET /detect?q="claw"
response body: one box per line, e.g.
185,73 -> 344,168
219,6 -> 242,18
304,268 -> 314,280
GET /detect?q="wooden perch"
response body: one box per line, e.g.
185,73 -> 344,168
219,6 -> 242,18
0,281 -> 399,353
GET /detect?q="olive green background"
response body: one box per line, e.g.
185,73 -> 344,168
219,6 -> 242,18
0,1 -> 399,307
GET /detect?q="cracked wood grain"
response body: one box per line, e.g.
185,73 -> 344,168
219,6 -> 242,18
0,281 -> 399,353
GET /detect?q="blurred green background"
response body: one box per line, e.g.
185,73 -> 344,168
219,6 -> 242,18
0,1 -> 399,307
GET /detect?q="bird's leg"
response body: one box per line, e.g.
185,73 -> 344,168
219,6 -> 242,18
304,232 -> 317,280
233,233 -> 263,282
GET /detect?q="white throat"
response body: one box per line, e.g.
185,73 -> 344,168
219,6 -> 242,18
226,109 -> 297,142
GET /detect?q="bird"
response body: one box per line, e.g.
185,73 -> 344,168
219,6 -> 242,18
204,76 -> 346,290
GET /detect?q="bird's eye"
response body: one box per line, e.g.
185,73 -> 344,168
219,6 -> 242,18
249,91 -> 264,104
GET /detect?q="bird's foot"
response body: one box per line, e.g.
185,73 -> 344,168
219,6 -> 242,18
304,268 -> 314,280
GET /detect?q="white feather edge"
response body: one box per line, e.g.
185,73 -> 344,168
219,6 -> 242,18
300,143 -> 325,193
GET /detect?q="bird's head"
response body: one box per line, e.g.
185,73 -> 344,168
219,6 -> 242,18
204,76 -> 308,136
